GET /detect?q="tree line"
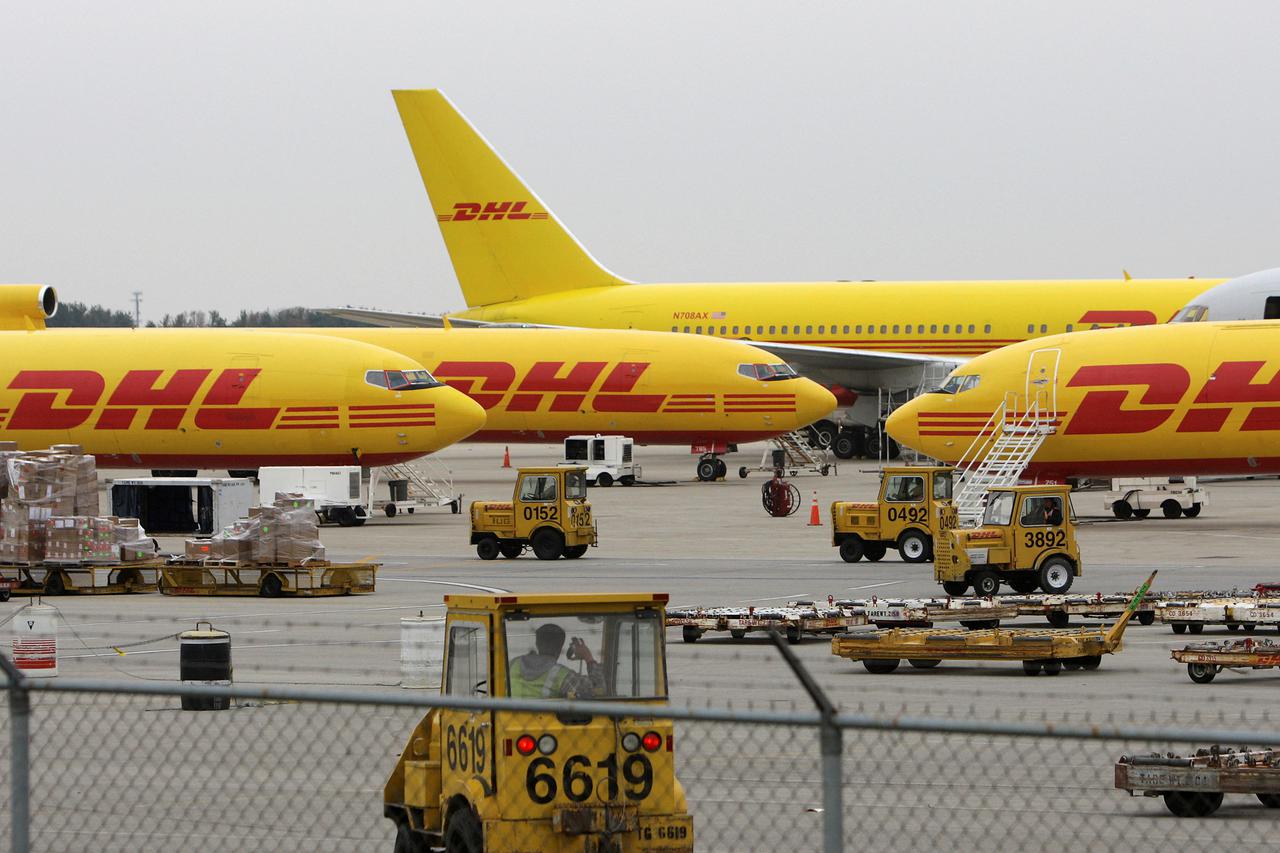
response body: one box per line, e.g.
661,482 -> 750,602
49,303 -> 370,328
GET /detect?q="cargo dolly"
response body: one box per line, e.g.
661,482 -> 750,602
1115,746 -> 1280,817
1000,591 -> 1161,628
839,597 -> 1016,630
1172,638 -> 1280,684
668,601 -> 866,644
1158,596 -> 1280,634
2,561 -> 160,595
831,571 -> 1155,675
159,559 -> 378,597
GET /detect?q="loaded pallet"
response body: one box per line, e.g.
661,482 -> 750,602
667,602 -> 864,644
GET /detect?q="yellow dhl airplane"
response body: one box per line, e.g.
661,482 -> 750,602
330,89 -> 1220,455
298,327 -> 838,479
0,286 -> 486,469
886,319 -> 1280,480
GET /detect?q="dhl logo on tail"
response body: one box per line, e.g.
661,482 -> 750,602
437,201 -> 548,222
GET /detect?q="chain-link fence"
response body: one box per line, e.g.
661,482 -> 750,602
3,612 -> 1280,852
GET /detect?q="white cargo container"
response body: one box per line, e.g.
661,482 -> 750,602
560,435 -> 641,487
108,477 -> 256,535
257,466 -> 368,526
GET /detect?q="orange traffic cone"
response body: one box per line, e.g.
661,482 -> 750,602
502,446 -> 511,468
807,491 -> 822,526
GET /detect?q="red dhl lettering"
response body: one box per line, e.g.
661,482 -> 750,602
3,369 -> 278,431
437,201 -> 547,222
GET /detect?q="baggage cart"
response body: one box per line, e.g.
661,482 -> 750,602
668,601 -> 865,644
1115,746 -> 1280,816
1171,638 -> 1280,683
3,561 -> 160,595
159,560 -> 377,597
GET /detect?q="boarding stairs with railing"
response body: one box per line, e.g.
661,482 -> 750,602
952,393 -> 1057,526
373,457 -> 460,515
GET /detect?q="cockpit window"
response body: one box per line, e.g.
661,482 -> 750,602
364,369 -> 444,390
737,363 -> 799,381
1171,305 -> 1208,323
935,374 -> 981,394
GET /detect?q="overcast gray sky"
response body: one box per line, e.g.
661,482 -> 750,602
2,2 -> 1278,322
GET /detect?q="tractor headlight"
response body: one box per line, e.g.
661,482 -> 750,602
621,732 -> 641,753
537,734 -> 558,756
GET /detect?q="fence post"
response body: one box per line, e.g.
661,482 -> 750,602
769,631 -> 842,853
0,650 -> 30,853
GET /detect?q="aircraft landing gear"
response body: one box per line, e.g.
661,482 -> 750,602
696,454 -> 727,481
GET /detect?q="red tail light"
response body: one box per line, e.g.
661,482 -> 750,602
641,731 -> 661,752
667,734 -> 674,752
515,734 -> 536,755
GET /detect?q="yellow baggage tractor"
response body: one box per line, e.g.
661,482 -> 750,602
5,561 -> 161,595
1172,637 -> 1280,684
159,560 -> 377,597
1115,746 -> 1280,817
831,571 -> 1155,675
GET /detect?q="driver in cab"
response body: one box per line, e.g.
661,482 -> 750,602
510,623 -> 604,699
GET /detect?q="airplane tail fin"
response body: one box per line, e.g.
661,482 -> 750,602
393,90 -> 628,309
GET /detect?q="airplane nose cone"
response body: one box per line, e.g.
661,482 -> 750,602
885,399 -> 923,454
794,379 -> 839,427
432,386 -> 488,448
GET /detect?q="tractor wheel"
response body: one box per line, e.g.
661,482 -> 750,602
970,570 -> 1000,597
563,544 -> 588,559
499,542 -> 523,559
1171,623 -> 1187,635
531,529 -> 565,561
394,820 -> 427,853
839,538 -> 864,563
1133,509 -> 1151,519
897,529 -> 932,563
1137,611 -> 1156,626
595,472 -> 613,488
682,626 -> 702,643
863,542 -> 887,562
1038,557 -> 1074,594
476,537 -> 500,561
1112,500 -> 1133,520
442,805 -> 484,853
862,659 -> 900,674
1163,791 -> 1223,817
1046,611 -> 1070,629
1008,573 -> 1039,594
942,580 -> 969,596
1161,499 -> 1183,519
908,659 -> 942,669
1183,503 -> 1202,518
1186,662 -> 1217,684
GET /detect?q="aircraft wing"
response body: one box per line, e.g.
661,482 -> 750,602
750,340 -> 964,392
323,307 -> 493,328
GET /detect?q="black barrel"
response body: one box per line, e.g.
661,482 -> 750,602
388,479 -> 409,502
179,622 -> 232,711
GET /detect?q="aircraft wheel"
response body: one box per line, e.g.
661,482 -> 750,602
863,542 -> 887,562
531,529 -> 564,560
696,459 -> 717,481
832,431 -> 859,460
1112,500 -> 1133,520
897,528 -> 932,563
1038,557 -> 1075,593
862,659 -> 900,674
1161,499 -> 1183,519
1186,663 -> 1217,684
838,538 -> 864,563
1183,502 -> 1202,518
595,472 -> 613,488
1163,791 -> 1223,817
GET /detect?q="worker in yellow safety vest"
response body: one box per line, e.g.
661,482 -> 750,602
509,623 -> 603,699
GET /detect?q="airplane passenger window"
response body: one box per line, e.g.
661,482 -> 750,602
880,325 -> 887,334
1090,324 -> 1100,330
670,326 -> 677,332
793,325 -> 800,335
1027,324 -> 1035,333
757,326 -> 764,335
982,324 -> 990,333
720,326 -> 727,335
892,325 -> 900,334
843,325 -> 850,334
1066,324 -> 1074,332
732,326 -> 739,335
1040,324 -> 1047,333
854,326 -> 862,334
683,326 -> 690,333
818,325 -> 825,334
942,325 -> 950,333
769,325 -> 776,334
806,325 -> 813,334
696,326 -> 703,334
930,324 -> 937,333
